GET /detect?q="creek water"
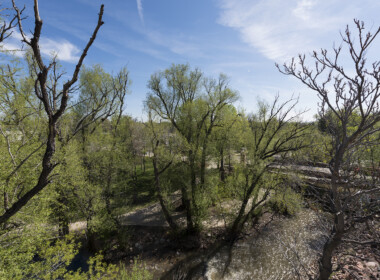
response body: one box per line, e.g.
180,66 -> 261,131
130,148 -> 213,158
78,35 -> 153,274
165,209 -> 331,280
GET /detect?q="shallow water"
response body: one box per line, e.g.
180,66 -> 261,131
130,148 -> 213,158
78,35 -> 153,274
167,209 -> 330,280
204,210 -> 329,279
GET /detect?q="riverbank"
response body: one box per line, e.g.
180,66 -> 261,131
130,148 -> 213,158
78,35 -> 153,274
90,208 -> 328,279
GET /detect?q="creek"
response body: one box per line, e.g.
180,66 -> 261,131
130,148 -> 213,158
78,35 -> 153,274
164,209 -> 331,280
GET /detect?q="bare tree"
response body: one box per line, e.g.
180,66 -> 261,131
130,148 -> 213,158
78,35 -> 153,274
277,19 -> 380,280
0,0 -> 105,226
0,2 -> 21,43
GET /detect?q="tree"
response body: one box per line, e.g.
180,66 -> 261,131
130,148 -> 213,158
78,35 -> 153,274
0,0 -> 105,225
0,60 -> 45,218
199,75 -> 238,186
277,19 -> 380,279
147,112 -> 179,231
229,96 -> 309,238
146,64 -> 203,232
146,64 -> 238,232
210,105 -> 245,182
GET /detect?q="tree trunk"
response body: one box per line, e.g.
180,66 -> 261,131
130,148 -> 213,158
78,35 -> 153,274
57,191 -> 70,237
87,223 -> 97,253
153,158 -> 179,231
200,136 -> 209,187
58,215 -> 69,237
3,192 -> 8,211
228,152 -> 232,172
220,148 -> 225,182
143,156 -> 146,173
319,159 -> 345,280
229,173 -> 261,239
105,167 -> 113,216
0,122 -> 56,225
318,212 -> 344,279
230,196 -> 249,238
189,150 -> 199,231
181,186 -> 194,232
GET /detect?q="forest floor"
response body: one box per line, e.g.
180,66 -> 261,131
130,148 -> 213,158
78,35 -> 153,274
330,219 -> 380,280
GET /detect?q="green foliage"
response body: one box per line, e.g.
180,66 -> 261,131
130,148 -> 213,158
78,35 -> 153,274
268,186 -> 303,216
27,236 -> 80,280
67,254 -> 120,280
0,230 -> 136,280
118,259 -> 152,280
0,43 -> 315,278
0,232 -> 78,280
291,123 -> 331,163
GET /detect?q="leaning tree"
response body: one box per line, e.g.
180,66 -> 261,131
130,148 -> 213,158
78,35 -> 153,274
0,0 -> 126,226
278,20 -> 380,280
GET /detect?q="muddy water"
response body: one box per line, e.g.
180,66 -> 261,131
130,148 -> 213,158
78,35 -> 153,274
166,209 -> 331,280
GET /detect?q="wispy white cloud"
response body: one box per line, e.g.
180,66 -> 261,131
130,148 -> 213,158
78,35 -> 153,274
0,43 -> 24,57
40,38 -> 80,62
1,31 -> 81,63
1,30 -> 27,56
217,0 -> 380,62
136,0 -> 144,25
144,30 -> 203,57
293,0 -> 316,21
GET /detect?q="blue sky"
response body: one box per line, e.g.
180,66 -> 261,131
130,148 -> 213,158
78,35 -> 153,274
3,0 -> 380,120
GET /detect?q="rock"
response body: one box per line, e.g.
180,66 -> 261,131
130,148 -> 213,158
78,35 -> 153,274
366,261 -> 379,270
347,248 -> 355,255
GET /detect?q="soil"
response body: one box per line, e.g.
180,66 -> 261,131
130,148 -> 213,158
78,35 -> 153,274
74,205 -> 379,279
102,212 -> 276,279
331,218 -> 380,280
